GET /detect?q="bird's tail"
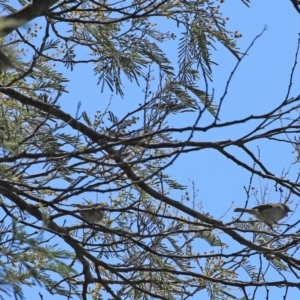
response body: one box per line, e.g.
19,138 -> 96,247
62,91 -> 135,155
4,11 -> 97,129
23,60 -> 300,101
234,208 -> 255,213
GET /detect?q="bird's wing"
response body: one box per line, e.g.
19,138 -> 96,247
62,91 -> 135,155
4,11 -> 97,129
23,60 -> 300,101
251,203 -> 278,210
291,0 -> 300,14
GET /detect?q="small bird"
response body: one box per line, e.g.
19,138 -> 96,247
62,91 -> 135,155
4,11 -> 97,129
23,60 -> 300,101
234,203 -> 292,229
73,203 -> 104,224
0,49 -> 23,72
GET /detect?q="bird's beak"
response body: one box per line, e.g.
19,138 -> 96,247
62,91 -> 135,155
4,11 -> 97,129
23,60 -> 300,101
289,209 -> 293,212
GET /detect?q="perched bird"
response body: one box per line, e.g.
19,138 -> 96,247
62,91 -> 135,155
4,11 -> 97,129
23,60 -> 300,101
72,203 -> 104,224
234,203 -> 292,229
0,49 -> 23,72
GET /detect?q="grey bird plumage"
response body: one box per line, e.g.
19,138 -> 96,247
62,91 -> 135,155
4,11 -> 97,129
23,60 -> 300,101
234,203 -> 292,228
73,203 -> 104,223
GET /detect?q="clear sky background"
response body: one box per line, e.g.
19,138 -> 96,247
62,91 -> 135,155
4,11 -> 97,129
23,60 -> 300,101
17,1 -> 300,299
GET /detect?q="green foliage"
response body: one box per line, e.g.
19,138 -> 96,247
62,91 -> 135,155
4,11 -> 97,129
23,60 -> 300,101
0,1 -> 296,300
0,219 -> 75,299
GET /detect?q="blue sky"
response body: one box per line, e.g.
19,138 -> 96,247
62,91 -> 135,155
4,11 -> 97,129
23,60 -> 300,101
16,1 -> 300,299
